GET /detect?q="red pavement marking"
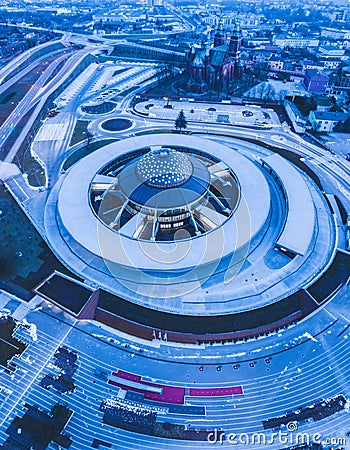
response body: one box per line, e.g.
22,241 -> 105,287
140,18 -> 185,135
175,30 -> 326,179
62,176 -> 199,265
109,370 -> 244,404
189,386 -> 244,396
108,379 -> 185,404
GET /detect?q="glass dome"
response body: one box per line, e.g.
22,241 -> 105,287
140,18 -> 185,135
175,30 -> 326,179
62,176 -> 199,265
136,148 -> 193,188
91,144 -> 239,242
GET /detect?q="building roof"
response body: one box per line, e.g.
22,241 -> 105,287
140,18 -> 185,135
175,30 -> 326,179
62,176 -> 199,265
57,134 -> 270,277
302,59 -> 323,68
269,54 -> 283,62
210,44 -> 229,67
319,45 -> 345,52
262,153 -> 315,256
264,45 -> 279,51
190,44 -> 211,67
136,149 -> 193,188
192,50 -> 205,66
304,69 -> 329,81
314,95 -> 333,107
284,100 -> 306,121
240,51 -> 251,61
312,110 -> 349,121
231,18 -> 241,36
119,150 -> 210,210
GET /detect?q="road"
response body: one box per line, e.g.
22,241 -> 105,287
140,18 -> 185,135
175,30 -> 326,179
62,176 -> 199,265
0,53 -> 71,150
0,46 -> 75,97
0,36 -> 68,86
1,48 -> 92,163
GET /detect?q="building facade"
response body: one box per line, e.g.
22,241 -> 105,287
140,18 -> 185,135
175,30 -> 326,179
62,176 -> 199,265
303,69 -> 329,94
272,36 -> 319,49
186,19 -> 243,93
309,110 -> 349,132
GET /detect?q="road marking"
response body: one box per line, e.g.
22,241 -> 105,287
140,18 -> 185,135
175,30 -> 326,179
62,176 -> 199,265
0,319 -> 77,428
11,178 -> 29,201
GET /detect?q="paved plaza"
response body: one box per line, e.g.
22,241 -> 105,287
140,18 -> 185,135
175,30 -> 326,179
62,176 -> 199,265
135,99 -> 282,129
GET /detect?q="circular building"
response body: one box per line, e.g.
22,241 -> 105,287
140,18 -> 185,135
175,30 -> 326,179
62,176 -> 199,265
94,146 -> 237,241
45,133 -> 338,339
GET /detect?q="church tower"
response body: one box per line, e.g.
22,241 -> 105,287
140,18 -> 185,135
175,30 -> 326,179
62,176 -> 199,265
213,17 -> 226,47
229,17 -> 243,78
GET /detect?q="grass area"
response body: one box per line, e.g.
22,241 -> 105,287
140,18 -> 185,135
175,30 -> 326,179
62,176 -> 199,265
0,183 -> 83,301
334,195 -> 348,225
144,73 -> 186,97
81,102 -> 115,115
2,105 -> 35,160
23,149 -> 46,187
62,139 -> 119,171
112,67 -> 128,77
119,86 -> 139,96
0,91 -> 16,104
69,119 -> 90,146
135,129 -> 173,136
101,118 -> 132,131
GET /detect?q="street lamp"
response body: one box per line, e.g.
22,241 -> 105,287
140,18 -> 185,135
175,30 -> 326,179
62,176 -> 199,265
163,96 -> 171,108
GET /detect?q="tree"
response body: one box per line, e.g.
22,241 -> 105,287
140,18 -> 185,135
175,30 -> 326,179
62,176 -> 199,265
279,90 -> 288,102
334,116 -> 350,133
86,131 -> 94,147
175,110 -> 187,133
262,83 -> 276,101
295,96 -> 317,116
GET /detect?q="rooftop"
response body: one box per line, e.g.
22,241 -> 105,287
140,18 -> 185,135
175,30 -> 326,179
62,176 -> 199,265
136,149 -> 193,189
312,110 -> 349,120
305,69 -> 329,80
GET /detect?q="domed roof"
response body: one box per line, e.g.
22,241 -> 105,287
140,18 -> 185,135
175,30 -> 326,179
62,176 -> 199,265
136,149 -> 193,188
118,147 -> 211,211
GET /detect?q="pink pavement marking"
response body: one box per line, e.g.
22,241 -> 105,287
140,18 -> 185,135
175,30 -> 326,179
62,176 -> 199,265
113,370 -> 141,382
189,386 -> 244,397
109,370 -> 243,403
108,379 -> 185,404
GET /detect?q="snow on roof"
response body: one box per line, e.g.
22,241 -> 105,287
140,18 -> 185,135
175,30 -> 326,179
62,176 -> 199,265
313,111 -> 349,121
262,153 -> 315,256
